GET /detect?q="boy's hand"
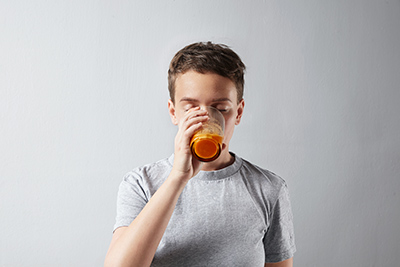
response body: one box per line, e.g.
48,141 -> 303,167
171,107 -> 208,181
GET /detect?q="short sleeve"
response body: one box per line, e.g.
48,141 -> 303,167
263,183 -> 296,263
113,171 -> 149,232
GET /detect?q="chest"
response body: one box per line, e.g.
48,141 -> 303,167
152,179 -> 267,266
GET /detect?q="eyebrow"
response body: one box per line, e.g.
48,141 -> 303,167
179,97 -> 232,103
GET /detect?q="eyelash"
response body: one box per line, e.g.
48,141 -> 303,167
184,106 -> 228,112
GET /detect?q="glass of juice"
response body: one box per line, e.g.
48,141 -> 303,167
190,106 -> 225,162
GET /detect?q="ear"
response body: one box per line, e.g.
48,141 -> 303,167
235,99 -> 245,125
168,99 -> 179,125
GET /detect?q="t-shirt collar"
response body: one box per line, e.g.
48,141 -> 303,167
168,152 -> 242,181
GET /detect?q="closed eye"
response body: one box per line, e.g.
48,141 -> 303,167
212,105 -> 230,113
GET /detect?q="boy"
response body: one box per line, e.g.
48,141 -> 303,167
105,42 -> 296,266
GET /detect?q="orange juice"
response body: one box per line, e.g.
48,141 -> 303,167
190,133 -> 223,162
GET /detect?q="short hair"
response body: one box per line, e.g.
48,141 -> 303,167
168,41 -> 246,103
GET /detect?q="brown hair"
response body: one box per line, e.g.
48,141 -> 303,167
168,41 -> 246,103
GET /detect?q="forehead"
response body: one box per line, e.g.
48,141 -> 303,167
174,71 -> 237,102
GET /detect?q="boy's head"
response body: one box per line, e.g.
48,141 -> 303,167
168,42 -> 246,104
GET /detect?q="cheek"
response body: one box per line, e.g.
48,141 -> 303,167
175,110 -> 187,123
223,113 -> 237,127
222,116 -> 236,137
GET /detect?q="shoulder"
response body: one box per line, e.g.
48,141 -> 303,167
124,156 -> 172,178
121,156 -> 173,192
239,157 -> 287,190
235,156 -> 291,211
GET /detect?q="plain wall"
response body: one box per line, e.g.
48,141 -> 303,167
1,0 -> 399,266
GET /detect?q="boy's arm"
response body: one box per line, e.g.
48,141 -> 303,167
104,108 -> 208,267
265,257 -> 293,267
104,170 -> 189,267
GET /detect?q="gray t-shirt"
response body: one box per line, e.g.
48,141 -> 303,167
114,154 -> 296,266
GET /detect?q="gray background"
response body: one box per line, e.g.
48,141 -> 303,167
1,0 -> 399,266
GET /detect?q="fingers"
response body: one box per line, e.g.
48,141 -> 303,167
172,108 -> 208,179
174,108 -> 208,154
178,108 -> 209,138
181,107 -> 208,125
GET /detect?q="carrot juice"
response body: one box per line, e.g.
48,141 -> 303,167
190,106 -> 225,162
190,133 -> 223,162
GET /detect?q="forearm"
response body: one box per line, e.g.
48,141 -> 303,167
105,172 -> 188,267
